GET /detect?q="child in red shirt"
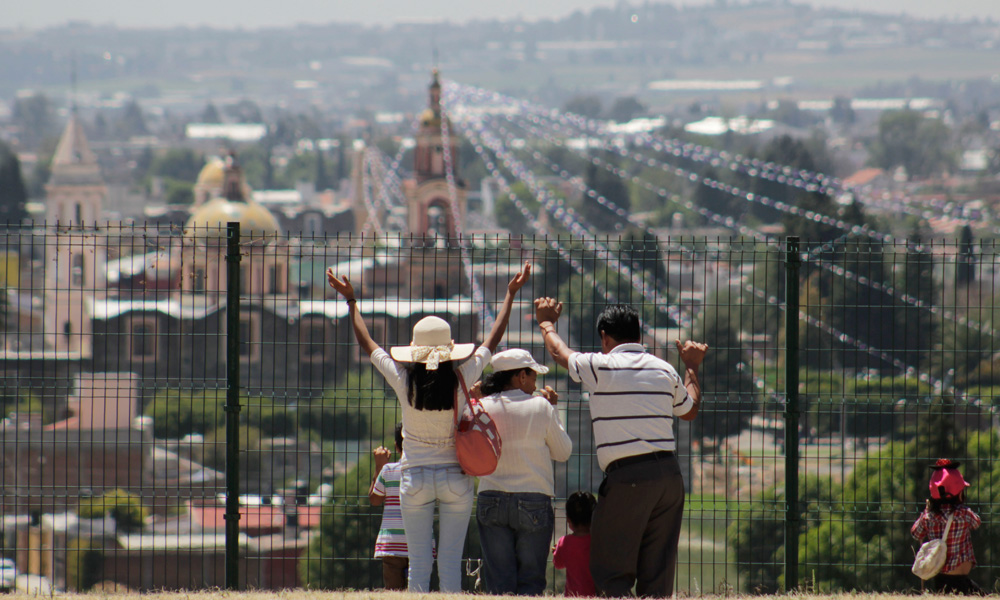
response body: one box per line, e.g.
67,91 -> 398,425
553,491 -> 597,597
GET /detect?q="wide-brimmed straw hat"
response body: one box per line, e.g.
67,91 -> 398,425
390,316 -> 475,370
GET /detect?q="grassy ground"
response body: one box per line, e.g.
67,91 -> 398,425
17,591 -> 973,599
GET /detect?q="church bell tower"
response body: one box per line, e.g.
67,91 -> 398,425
407,69 -> 466,239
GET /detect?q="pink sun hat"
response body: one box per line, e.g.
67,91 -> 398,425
929,459 -> 970,499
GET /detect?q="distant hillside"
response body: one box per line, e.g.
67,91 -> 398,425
1,1 -> 998,112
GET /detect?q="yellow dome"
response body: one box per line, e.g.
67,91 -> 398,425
184,196 -> 282,240
419,108 -> 439,127
196,158 -> 226,188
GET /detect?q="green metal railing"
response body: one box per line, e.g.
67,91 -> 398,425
2,224 -> 1000,593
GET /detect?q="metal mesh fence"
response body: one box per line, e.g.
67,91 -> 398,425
2,224 -> 1000,593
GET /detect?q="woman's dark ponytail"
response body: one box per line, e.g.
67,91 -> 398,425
407,362 -> 458,411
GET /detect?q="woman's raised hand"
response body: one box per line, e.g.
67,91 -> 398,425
508,262 -> 532,295
326,268 -> 355,299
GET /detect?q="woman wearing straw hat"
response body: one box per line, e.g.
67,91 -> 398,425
327,262 -> 531,593
473,348 -> 572,595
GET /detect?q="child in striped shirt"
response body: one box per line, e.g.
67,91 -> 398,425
369,423 -> 408,590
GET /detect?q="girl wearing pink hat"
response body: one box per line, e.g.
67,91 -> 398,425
327,262 -> 531,593
911,459 -> 983,594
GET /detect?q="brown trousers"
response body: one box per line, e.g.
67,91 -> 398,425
382,556 -> 409,590
590,455 -> 685,597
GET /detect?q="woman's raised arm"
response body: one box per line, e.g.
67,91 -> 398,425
327,269 -> 380,356
482,262 -> 531,353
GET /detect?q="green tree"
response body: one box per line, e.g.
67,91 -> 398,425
892,229 -> 936,371
149,148 -> 202,183
315,148 -> 332,191
201,424 -> 263,472
799,271 -> 837,370
767,100 -> 819,129
606,96 -> 646,123
581,158 -> 630,232
493,181 -> 538,235
869,109 -> 954,179
66,538 -> 103,591
728,475 -> 834,592
277,151 -> 319,189
0,143 -> 28,224
825,239 -> 896,372
299,504 -> 381,589
956,224 -> 976,286
618,228 -> 667,289
91,112 -> 109,140
237,143 -> 274,190
225,99 -> 263,123
562,95 -> 603,119
694,288 -> 757,440
738,242 -> 783,335
739,135 -> 849,243
693,165 -> 738,217
12,93 -> 57,149
78,488 -> 149,533
163,180 -> 194,205
299,455 -> 381,589
115,99 -> 148,139
200,102 -> 221,123
335,140 -> 348,188
556,265 -> 666,351
143,389 -> 224,439
829,96 -> 856,126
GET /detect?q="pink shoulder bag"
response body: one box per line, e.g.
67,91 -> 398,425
453,372 -> 502,476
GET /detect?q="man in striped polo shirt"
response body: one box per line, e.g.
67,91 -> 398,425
535,299 -> 707,597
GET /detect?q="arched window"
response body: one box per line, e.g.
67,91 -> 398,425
71,254 -> 85,287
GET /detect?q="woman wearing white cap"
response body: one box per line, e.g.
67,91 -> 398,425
474,348 -> 573,595
326,263 -> 531,593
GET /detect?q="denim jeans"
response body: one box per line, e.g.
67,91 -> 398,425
399,465 -> 474,592
476,490 -> 555,595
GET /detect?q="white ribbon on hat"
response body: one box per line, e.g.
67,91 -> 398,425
410,342 -> 455,370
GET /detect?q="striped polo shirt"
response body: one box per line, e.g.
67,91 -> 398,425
372,462 -> 408,557
567,343 -> 693,471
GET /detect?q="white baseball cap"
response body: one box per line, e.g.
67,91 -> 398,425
491,349 -> 549,374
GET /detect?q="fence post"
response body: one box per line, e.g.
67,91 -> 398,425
784,236 -> 800,591
225,222 -> 242,590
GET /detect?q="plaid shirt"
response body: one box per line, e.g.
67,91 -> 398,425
911,505 -> 981,573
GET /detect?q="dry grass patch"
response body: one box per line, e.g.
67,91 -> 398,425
19,592 -> 974,600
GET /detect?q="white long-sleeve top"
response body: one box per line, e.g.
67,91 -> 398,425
476,389 -> 573,497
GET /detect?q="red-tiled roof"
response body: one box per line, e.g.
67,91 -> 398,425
843,168 -> 885,187
190,504 -> 323,532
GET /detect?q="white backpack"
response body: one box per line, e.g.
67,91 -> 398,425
912,512 -> 955,580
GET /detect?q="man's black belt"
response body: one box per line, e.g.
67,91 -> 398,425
605,450 -> 674,474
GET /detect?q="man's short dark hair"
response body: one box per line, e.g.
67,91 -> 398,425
597,304 -> 641,343
566,491 -> 597,527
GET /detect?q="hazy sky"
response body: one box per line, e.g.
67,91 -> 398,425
4,0 -> 999,30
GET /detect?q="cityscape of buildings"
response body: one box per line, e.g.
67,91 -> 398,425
1,0 -> 1000,593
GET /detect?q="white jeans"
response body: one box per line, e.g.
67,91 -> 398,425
399,464 -> 474,592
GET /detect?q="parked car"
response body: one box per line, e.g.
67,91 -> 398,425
0,559 -> 17,591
